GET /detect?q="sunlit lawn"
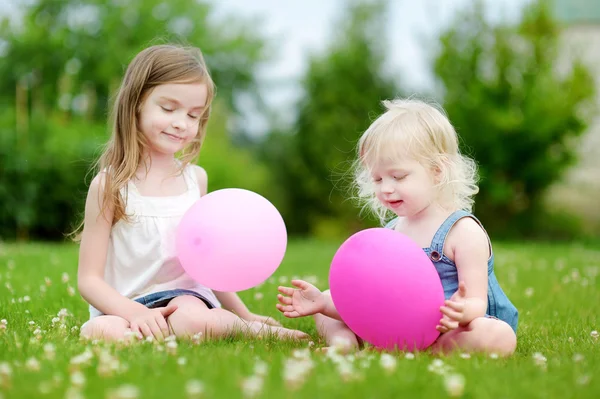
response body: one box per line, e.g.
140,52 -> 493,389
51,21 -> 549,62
0,239 -> 598,398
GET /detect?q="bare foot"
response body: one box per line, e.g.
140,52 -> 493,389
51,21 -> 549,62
270,325 -> 310,340
314,336 -> 360,354
247,321 -> 309,340
314,345 -> 360,355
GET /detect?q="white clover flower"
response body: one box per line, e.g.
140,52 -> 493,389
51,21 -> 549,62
577,375 -> 591,386
26,357 -> 41,372
52,373 -> 63,385
109,384 -> 139,399
43,343 -> 56,360
292,349 -> 311,360
379,354 -> 397,373
359,358 -> 372,369
570,269 -> 580,281
192,332 -> 203,344
62,272 -> 70,283
336,360 -> 358,381
253,292 -> 264,301
443,373 -> 466,397
177,357 -> 187,366
572,353 -> 584,363
38,380 -> 53,394
404,352 -> 415,360
241,375 -> 263,398
591,330 -> 598,341
427,359 -> 451,375
253,360 -> 268,376
64,387 -> 84,399
166,340 -> 178,355
532,352 -> 547,370
524,287 -> 534,297
70,371 -> 85,388
0,362 -> 12,377
69,349 -> 94,369
283,357 -> 314,389
185,379 -> 204,398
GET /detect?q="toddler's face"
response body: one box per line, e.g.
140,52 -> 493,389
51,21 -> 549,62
138,82 -> 208,156
369,157 -> 438,217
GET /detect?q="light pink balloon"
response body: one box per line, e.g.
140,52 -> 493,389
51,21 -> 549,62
176,188 -> 287,292
329,228 -> 444,351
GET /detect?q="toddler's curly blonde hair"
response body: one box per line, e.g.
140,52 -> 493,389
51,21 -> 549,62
354,98 -> 479,224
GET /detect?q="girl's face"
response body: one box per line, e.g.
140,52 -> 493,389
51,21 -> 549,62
138,82 -> 208,157
369,157 -> 439,218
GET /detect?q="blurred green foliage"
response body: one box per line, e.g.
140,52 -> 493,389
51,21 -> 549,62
0,0 -> 273,240
261,0 -> 399,238
0,0 -> 597,241
434,0 -> 596,238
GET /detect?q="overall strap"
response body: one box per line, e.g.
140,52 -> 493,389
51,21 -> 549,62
429,210 -> 471,256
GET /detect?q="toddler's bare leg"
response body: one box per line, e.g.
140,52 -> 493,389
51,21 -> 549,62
431,317 -> 517,356
313,290 -> 360,353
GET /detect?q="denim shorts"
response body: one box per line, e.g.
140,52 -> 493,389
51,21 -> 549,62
134,289 -> 216,309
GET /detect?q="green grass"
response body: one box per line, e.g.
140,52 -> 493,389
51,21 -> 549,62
0,239 -> 598,398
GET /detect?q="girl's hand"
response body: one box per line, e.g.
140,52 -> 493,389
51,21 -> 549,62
436,281 -> 467,334
276,280 -> 325,318
129,303 -> 178,341
243,313 -> 282,327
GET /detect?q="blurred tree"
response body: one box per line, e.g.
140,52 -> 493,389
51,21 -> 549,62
262,0 -> 400,237
434,0 -> 596,237
0,0 -> 271,240
0,0 -> 266,120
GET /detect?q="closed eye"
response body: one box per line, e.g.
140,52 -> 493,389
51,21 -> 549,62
161,106 -> 174,113
188,114 -> 199,120
394,174 -> 408,180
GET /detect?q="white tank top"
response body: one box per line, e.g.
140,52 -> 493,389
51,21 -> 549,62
88,164 -> 221,319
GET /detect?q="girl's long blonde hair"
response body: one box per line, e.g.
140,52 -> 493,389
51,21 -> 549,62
354,98 -> 479,224
76,44 -> 215,237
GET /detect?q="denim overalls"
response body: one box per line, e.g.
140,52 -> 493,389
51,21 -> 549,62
386,210 -> 518,332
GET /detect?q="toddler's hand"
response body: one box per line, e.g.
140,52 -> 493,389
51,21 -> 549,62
243,313 -> 282,327
436,281 -> 467,334
129,303 -> 178,341
276,279 -> 325,318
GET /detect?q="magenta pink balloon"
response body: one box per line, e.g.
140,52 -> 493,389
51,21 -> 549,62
329,228 -> 444,351
176,188 -> 287,292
